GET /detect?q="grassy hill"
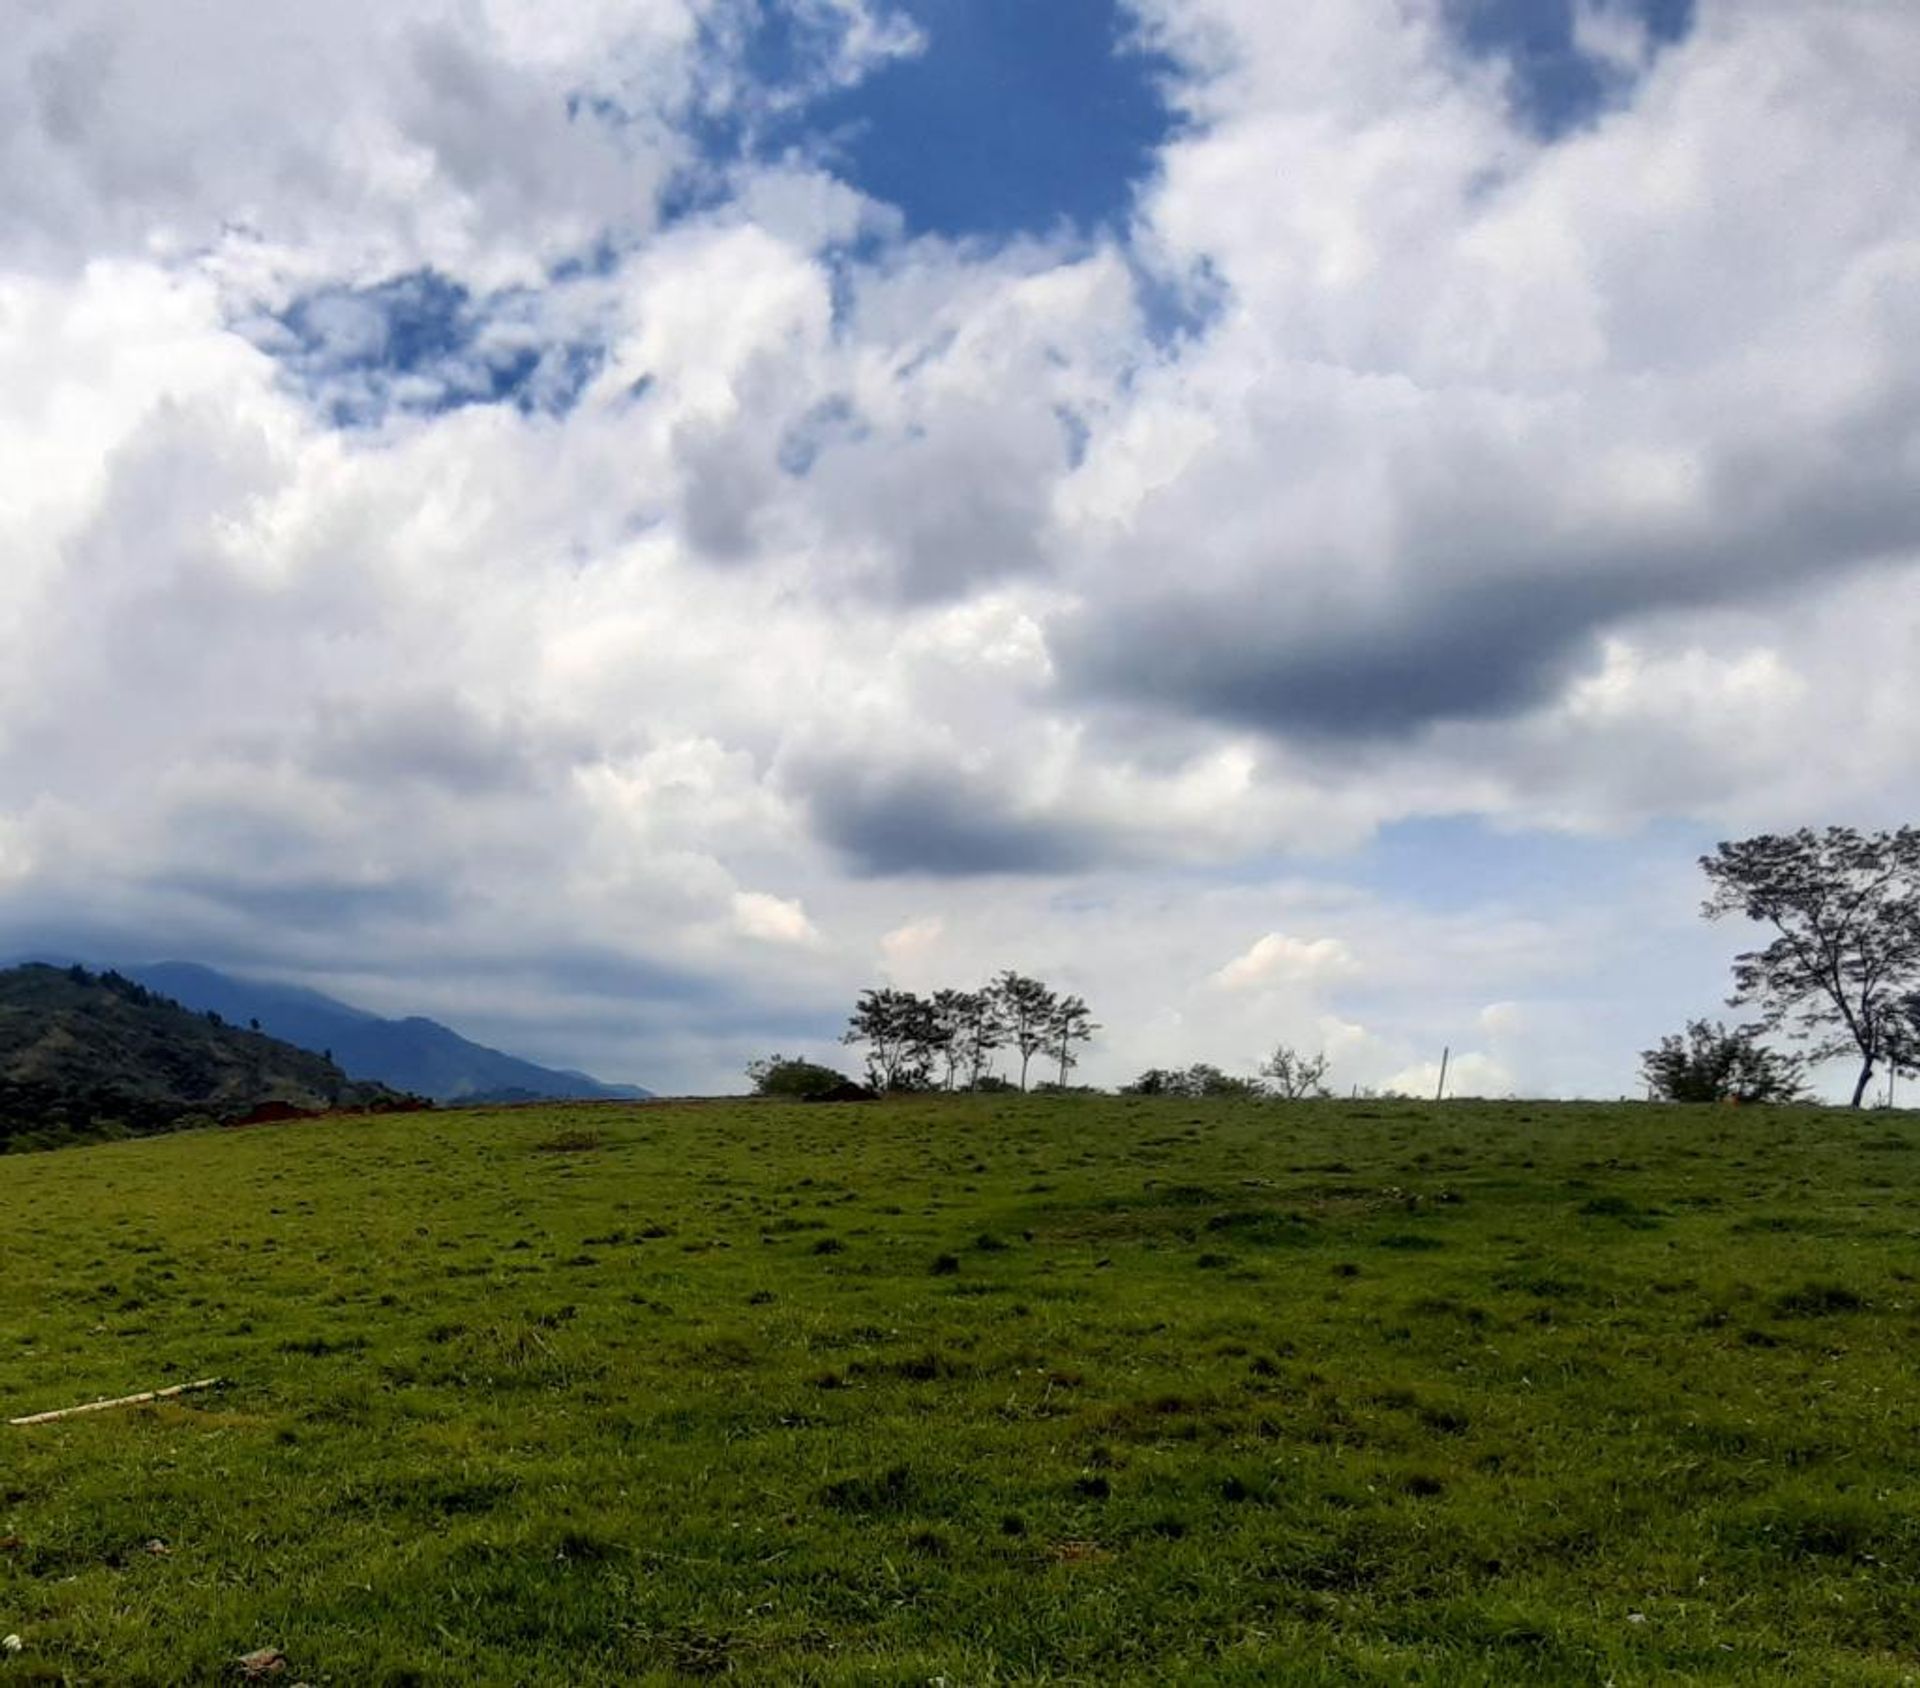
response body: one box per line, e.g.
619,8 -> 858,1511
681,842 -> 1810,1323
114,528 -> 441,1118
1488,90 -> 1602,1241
0,964 -> 406,1150
1,1094 -> 1917,1682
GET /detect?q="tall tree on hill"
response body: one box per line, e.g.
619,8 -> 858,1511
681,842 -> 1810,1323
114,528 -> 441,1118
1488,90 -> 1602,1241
954,989 -> 1005,1090
991,971 -> 1057,1093
1048,994 -> 1098,1087
842,988 -> 934,1092
927,989 -> 971,1090
1701,827 -> 1920,1107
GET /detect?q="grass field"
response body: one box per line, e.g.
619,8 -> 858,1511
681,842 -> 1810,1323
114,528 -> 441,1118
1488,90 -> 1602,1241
2,1095 -> 1918,1685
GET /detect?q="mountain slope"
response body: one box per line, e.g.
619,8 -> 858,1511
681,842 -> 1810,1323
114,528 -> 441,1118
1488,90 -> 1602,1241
125,962 -> 650,1103
0,963 -> 406,1149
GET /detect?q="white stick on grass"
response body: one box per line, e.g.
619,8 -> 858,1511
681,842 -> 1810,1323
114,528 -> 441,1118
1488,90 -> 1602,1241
9,1378 -> 224,1426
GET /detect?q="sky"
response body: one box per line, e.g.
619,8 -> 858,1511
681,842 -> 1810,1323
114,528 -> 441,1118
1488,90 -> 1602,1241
2,0 -> 1916,1099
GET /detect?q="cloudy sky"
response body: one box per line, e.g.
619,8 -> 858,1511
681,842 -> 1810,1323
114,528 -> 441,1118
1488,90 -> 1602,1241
3,0 -> 1916,1098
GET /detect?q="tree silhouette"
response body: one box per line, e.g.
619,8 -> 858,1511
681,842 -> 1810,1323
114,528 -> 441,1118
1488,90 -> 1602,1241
991,972 -> 1057,1093
954,989 -> 1005,1089
841,988 -> 934,1092
1702,827 -> 1920,1107
1047,994 -> 1098,1087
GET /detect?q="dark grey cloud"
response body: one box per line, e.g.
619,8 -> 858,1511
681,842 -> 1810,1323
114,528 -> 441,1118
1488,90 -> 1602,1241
391,946 -> 830,1081
155,874 -> 455,933
1057,384 -> 1920,741
508,945 -> 733,1009
801,762 -> 1100,878
1059,572 -> 1616,739
813,400 -> 1063,603
675,415 -> 779,561
675,387 -> 1068,598
0,899 -> 397,984
305,693 -> 562,797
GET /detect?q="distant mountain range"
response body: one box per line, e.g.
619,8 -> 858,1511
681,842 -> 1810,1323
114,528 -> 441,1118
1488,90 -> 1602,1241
120,962 -> 651,1104
0,963 -> 406,1149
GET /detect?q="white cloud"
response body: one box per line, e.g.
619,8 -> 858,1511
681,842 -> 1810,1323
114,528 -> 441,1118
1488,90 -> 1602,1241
1211,932 -> 1359,991
1573,1 -> 1657,78
1384,1051 -> 1514,1101
1477,1001 -> 1526,1040
2,0 -> 703,287
730,891 -> 821,948
879,917 -> 946,983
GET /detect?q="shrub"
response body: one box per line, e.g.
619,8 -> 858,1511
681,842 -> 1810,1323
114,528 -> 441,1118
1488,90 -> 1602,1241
746,1055 -> 860,1100
1122,1064 -> 1262,1099
1641,1020 -> 1807,1104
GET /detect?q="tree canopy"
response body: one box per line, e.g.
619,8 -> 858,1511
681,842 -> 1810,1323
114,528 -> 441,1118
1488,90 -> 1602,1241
1701,827 -> 1920,1107
838,973 -> 1096,1093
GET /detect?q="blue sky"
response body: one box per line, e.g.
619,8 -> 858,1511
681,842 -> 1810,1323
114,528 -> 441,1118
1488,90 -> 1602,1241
1450,0 -> 1694,137
730,0 -> 1699,238
2,0 -> 1915,1099
791,0 -> 1179,237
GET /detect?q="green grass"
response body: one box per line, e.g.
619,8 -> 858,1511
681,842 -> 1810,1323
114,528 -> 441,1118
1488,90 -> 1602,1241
3,1095 -> 1919,1684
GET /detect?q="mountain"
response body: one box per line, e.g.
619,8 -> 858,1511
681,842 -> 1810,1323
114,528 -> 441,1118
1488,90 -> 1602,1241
0,963 -> 408,1150
123,962 -> 651,1104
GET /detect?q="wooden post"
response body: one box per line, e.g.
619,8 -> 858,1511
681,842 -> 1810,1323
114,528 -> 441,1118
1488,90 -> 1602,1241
1434,1047 -> 1449,1103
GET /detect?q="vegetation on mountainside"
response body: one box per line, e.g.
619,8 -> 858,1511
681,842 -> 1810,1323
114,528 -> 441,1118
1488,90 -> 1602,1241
0,964 -> 409,1151
2,1093 -> 1917,1683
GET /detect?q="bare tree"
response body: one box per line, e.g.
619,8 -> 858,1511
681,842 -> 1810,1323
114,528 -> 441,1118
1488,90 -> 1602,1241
1260,1044 -> 1332,1100
1702,828 -> 1920,1107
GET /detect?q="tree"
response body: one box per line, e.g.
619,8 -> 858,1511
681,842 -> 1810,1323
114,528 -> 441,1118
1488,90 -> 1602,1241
842,988 -> 935,1092
1260,1045 -> 1332,1100
1121,1067 -> 1183,1096
1048,994 -> 1098,1088
953,989 -> 1005,1090
1640,1020 -> 1807,1104
1187,1064 -> 1262,1099
1701,828 -> 1920,1107
926,989 -> 972,1090
990,971 -> 1057,1093
1899,992 -> 1920,1100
